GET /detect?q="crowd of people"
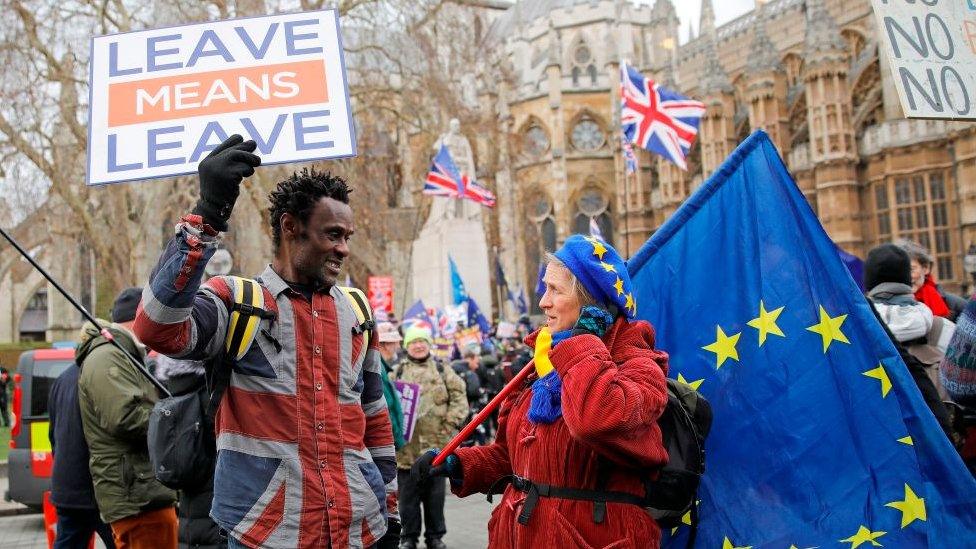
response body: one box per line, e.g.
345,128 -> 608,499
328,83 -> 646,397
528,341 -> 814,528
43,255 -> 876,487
19,134 -> 975,549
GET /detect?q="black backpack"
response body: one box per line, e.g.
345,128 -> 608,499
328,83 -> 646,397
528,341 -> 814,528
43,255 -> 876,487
645,378 -> 712,536
147,278 -> 374,489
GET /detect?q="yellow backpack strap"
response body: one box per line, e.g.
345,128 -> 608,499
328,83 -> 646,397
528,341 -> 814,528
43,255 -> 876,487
339,286 -> 374,348
224,277 -> 273,361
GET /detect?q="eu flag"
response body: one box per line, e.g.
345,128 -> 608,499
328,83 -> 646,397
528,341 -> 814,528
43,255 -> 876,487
628,131 -> 976,547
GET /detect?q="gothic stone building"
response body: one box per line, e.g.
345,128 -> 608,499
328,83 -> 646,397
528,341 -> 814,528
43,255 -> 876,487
481,0 -> 976,307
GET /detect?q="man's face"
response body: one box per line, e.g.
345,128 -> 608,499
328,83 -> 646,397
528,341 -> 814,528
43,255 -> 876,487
289,197 -> 354,288
406,340 -> 430,360
379,341 -> 399,361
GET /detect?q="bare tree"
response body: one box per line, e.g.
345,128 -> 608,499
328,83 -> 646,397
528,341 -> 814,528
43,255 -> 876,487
0,0 -> 503,311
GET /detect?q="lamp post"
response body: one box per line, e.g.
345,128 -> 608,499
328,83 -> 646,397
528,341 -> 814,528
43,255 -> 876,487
964,243 -> 976,295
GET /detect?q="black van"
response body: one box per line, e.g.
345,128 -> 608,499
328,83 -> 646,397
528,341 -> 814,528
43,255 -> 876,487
5,348 -> 74,510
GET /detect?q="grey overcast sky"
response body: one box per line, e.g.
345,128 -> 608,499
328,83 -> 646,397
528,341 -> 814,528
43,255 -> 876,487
637,0 -> 757,43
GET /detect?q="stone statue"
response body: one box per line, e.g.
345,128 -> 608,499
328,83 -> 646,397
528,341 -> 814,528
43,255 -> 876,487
429,118 -> 481,222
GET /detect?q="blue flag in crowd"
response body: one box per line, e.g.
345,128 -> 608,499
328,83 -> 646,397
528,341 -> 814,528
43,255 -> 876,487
448,255 -> 467,305
516,287 -> 528,315
628,131 -> 976,547
401,299 -> 434,335
495,257 -> 509,289
535,261 -> 547,298
466,297 -> 491,336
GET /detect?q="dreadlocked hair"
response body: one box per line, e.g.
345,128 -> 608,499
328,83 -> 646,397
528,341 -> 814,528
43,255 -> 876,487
268,167 -> 352,250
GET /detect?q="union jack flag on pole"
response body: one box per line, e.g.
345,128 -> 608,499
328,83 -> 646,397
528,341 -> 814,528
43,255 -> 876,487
424,144 -> 496,207
620,62 -> 704,170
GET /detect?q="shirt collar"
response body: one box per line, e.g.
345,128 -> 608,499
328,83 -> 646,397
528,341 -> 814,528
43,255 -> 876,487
258,264 -> 342,300
258,265 -> 290,298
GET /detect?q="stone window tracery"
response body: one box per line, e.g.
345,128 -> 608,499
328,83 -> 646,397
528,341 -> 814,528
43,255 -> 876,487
522,124 -> 550,158
572,187 -> 613,245
570,117 -> 605,152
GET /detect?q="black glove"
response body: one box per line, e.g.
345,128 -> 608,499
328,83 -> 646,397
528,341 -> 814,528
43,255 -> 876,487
375,518 -> 400,549
410,449 -> 461,485
191,134 -> 261,231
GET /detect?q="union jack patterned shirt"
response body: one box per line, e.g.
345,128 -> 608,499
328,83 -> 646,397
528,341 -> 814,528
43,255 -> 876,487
134,215 -> 396,549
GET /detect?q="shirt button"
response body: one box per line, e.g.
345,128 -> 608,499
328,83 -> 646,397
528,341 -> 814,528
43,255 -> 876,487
317,422 -> 324,430
314,346 -> 321,354
312,310 -> 318,318
328,499 -> 335,508
319,460 -> 326,469
315,382 -> 323,390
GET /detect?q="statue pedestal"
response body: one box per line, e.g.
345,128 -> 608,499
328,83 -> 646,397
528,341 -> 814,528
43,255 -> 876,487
410,214 -> 492,317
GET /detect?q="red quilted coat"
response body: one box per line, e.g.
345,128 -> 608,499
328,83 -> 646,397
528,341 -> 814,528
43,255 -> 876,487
453,317 -> 670,548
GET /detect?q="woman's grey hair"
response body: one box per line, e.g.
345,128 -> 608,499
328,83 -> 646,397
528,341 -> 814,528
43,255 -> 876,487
896,239 -> 933,268
544,253 -> 597,307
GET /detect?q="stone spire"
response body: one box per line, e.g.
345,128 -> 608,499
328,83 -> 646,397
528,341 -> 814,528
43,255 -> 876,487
547,20 -> 561,68
699,0 -> 715,35
687,19 -> 696,41
700,40 -> 732,94
804,0 -> 846,63
745,2 -> 778,75
697,0 -> 729,93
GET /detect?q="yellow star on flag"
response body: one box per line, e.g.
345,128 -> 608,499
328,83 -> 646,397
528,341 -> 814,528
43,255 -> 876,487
863,364 -> 892,398
746,301 -> 785,346
677,373 -> 704,391
613,277 -> 624,296
806,305 -> 850,352
585,236 -> 608,260
625,292 -> 635,313
670,500 -> 698,534
897,436 -> 914,446
885,483 -> 926,528
839,525 -> 886,548
722,537 -> 751,549
600,261 -> 616,273
703,326 -> 741,369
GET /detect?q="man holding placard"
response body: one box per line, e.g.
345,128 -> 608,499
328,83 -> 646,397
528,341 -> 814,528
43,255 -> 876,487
133,135 -> 398,549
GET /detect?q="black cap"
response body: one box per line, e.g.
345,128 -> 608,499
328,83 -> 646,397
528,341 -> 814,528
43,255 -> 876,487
111,287 -> 143,323
864,244 -> 911,290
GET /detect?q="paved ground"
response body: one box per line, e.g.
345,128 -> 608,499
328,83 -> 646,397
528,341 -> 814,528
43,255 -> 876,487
0,467 -> 496,549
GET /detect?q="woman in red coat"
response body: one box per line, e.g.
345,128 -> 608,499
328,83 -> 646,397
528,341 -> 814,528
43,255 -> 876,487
413,234 -> 670,548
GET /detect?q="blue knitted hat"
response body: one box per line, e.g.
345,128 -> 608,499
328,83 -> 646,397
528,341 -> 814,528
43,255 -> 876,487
553,234 -> 636,318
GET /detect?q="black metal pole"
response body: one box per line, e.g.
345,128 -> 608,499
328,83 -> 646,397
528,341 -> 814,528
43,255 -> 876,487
0,226 -> 171,397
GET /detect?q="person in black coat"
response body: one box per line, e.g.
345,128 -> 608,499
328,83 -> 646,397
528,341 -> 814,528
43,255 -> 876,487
48,365 -> 116,549
155,356 -> 226,549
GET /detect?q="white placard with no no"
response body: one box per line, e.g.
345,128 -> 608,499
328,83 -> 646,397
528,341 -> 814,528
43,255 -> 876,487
872,0 -> 976,120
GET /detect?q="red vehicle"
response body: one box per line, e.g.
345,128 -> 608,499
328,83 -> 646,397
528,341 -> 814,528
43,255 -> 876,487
6,348 -> 75,510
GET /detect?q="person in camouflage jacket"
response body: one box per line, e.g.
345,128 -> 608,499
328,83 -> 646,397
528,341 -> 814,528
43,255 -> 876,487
393,327 -> 467,549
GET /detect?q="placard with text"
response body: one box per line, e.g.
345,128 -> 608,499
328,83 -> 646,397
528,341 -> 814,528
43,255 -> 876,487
87,10 -> 355,185
872,0 -> 976,120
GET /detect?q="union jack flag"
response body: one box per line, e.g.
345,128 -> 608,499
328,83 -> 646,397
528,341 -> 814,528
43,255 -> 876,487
620,62 -> 705,170
424,144 -> 496,207
621,133 -> 638,174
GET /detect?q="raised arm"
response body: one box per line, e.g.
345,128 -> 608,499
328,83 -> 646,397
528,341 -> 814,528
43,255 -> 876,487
133,134 -> 260,358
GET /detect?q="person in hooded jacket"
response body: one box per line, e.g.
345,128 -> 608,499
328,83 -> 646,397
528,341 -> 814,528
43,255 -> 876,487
864,245 -> 954,437
412,234 -> 670,548
76,288 -> 177,549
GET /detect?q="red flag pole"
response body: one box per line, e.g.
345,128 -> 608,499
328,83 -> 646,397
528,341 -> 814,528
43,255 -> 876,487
432,363 -> 535,466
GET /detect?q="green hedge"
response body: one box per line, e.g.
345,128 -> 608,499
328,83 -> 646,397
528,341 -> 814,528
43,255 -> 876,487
0,341 -> 55,370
